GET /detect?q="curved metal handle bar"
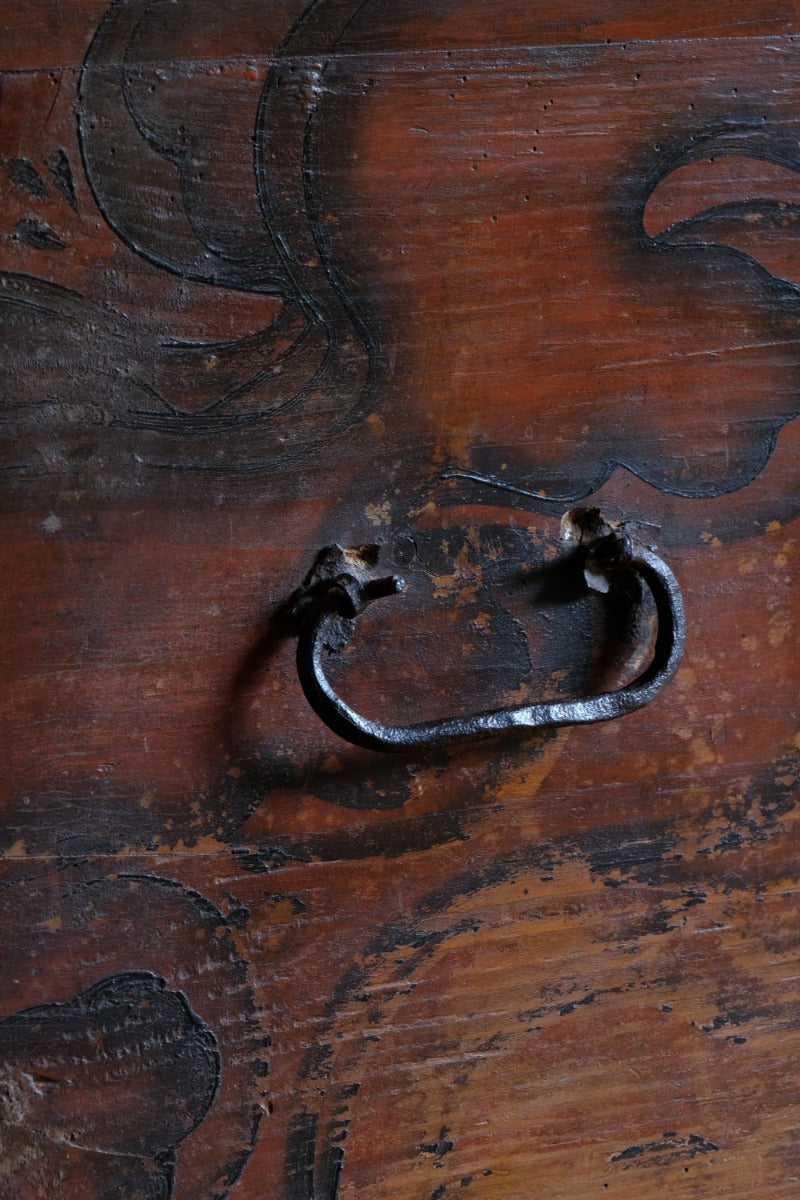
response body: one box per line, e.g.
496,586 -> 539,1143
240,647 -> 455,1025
291,530 -> 686,754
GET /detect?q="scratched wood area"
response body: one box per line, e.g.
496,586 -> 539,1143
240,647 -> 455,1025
1,2 -> 799,1198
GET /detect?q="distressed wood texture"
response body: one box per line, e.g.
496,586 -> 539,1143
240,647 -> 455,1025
1,2 -> 799,1198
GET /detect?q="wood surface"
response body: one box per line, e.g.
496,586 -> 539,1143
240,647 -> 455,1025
1,2 -> 798,1197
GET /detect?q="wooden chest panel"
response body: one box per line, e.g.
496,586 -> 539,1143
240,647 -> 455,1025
1,3 -> 798,1197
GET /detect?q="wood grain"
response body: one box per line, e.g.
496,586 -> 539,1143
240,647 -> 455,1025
1,2 -> 798,1197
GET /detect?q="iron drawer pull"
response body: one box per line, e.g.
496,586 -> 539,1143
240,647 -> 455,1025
287,510 -> 686,753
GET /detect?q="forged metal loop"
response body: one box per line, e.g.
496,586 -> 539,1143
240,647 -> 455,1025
288,515 -> 686,753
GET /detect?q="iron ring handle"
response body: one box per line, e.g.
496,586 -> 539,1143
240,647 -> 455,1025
289,512 -> 686,753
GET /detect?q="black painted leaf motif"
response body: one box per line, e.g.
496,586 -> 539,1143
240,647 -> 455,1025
646,150 -> 800,289
0,973 -> 219,1198
79,0 -> 284,292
